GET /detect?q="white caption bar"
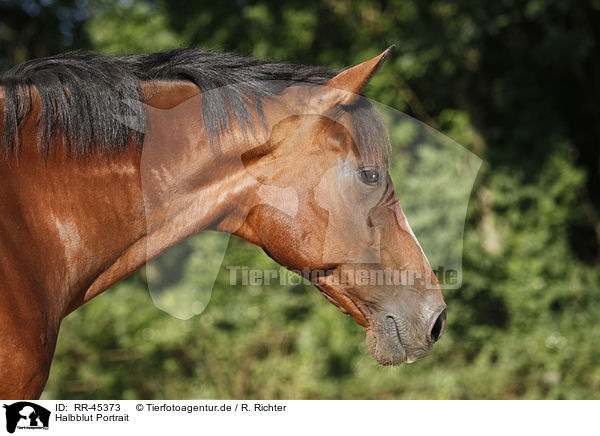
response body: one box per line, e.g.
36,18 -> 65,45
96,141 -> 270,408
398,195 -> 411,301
0,400 -> 595,436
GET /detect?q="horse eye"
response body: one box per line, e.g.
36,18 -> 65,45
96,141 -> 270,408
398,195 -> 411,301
358,168 -> 380,186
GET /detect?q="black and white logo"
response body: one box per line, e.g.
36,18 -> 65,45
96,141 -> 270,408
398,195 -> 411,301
3,402 -> 50,433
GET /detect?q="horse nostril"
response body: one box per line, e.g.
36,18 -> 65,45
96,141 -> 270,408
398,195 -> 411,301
429,308 -> 446,343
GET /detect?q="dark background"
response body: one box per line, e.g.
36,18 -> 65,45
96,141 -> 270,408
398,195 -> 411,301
1,0 -> 599,398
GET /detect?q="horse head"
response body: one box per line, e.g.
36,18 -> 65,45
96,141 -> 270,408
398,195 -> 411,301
235,48 -> 447,365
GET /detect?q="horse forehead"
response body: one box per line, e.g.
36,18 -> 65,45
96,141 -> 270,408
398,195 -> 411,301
320,112 -> 382,165
307,111 -> 360,140
280,114 -> 362,162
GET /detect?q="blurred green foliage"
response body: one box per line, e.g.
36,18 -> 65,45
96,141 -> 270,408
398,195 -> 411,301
1,0 -> 599,399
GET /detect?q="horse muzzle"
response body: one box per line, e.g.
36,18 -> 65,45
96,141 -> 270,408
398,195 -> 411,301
365,306 -> 447,365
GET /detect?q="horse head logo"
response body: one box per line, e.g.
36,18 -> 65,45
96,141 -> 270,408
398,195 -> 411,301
3,402 -> 50,433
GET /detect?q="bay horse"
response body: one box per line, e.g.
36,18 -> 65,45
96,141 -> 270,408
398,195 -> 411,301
0,46 -> 446,399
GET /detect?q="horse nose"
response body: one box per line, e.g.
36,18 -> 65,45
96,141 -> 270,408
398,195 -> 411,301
429,307 -> 447,343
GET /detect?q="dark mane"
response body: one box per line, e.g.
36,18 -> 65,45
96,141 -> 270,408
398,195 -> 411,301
0,49 -> 387,161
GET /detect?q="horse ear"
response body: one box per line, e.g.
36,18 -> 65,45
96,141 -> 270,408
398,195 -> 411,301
321,45 -> 395,106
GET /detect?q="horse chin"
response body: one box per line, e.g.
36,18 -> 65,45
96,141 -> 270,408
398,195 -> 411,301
365,322 -> 408,366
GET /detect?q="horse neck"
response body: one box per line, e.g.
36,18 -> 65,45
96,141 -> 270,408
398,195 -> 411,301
0,81 -> 268,317
78,82 -> 270,311
0,133 -> 147,319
